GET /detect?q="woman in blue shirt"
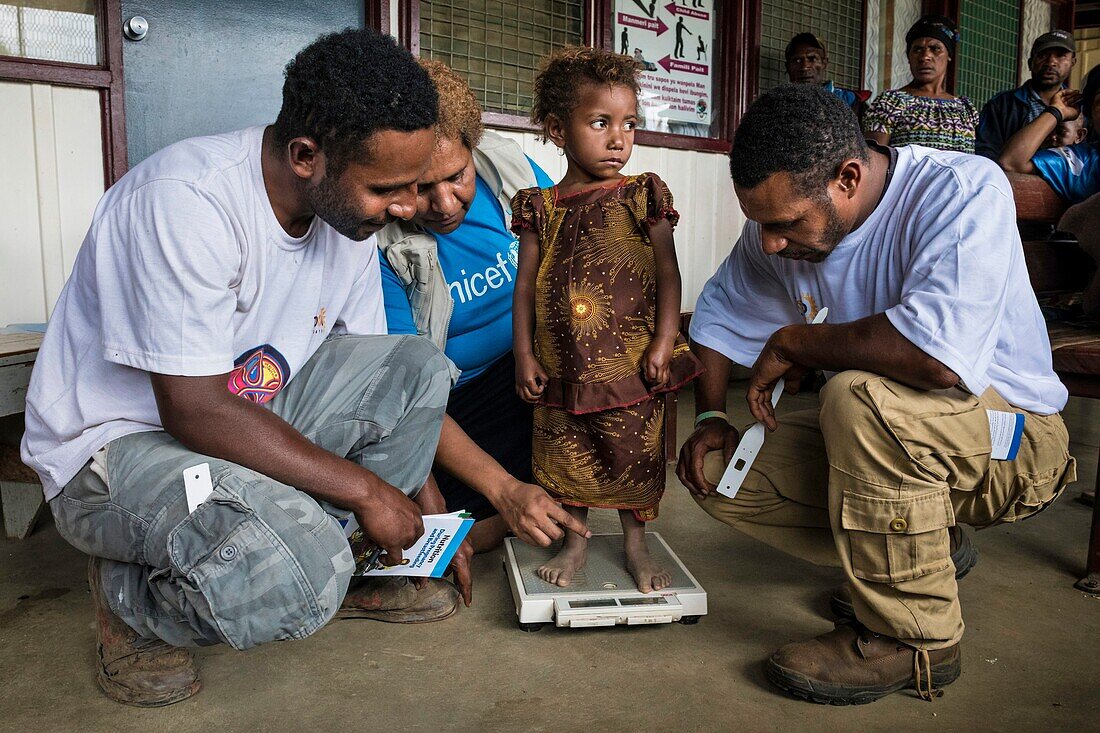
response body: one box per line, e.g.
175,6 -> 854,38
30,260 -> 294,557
377,60 -> 586,555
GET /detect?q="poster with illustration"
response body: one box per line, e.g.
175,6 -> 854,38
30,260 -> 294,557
614,0 -> 714,130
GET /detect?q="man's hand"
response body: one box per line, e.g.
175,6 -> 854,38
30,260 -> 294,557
514,352 -> 549,404
642,336 -> 674,390
1051,88 -> 1083,122
353,478 -> 424,566
747,327 -> 808,431
676,419 -> 740,497
493,479 -> 591,546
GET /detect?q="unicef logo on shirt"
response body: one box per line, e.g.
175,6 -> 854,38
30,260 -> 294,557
508,238 -> 519,268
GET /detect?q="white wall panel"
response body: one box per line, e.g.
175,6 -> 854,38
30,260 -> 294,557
492,129 -> 743,312
0,82 -> 48,326
51,86 -> 104,281
0,81 -> 103,326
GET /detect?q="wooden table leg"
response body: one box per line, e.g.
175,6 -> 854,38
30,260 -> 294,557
1075,444 -> 1100,594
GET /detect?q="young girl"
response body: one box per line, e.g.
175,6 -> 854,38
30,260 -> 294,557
511,47 -> 702,593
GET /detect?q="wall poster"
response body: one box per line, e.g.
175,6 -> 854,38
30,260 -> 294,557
614,0 -> 715,133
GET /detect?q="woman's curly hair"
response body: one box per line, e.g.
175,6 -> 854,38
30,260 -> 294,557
419,57 -> 484,150
531,46 -> 640,140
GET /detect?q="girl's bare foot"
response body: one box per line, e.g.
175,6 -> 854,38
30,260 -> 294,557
536,505 -> 589,587
624,538 -> 672,593
537,541 -> 588,587
620,510 -> 671,593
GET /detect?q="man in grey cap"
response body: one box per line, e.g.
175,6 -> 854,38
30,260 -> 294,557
977,29 -> 1076,160
785,32 -> 870,117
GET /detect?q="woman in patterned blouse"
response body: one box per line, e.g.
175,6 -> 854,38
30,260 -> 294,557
864,15 -> 979,153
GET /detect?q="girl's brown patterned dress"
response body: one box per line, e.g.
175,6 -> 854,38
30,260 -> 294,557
512,173 -> 702,521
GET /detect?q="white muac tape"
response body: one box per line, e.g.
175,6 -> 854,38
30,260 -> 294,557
183,462 -> 214,514
716,307 -> 829,499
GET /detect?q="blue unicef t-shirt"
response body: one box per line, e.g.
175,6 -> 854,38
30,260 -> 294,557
1032,142 -> 1100,204
380,157 -> 552,388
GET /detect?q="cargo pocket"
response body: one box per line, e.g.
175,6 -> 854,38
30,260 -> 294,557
842,488 -> 954,584
1000,457 -> 1076,523
861,379 -> 990,491
166,472 -> 332,651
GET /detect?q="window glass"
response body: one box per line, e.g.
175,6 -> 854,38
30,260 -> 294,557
957,0 -> 1019,107
420,0 -> 583,118
0,1 -> 99,65
758,0 -> 863,93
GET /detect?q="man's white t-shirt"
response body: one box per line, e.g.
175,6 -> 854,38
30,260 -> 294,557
690,145 -> 1067,415
22,126 -> 387,500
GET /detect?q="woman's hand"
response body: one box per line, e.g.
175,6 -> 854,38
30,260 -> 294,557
412,474 -> 471,604
514,351 -> 549,403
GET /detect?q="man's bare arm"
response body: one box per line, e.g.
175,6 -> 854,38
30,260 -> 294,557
675,343 -> 740,496
747,312 -> 959,428
151,373 -> 424,560
1000,89 -> 1082,174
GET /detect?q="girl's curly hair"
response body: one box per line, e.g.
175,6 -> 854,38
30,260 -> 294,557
531,46 -> 640,140
418,57 -> 484,150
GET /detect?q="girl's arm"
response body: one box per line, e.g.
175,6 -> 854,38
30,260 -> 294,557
512,228 -> 548,402
643,218 -> 682,388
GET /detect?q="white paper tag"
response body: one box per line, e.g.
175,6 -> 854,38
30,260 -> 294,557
987,410 -> 1025,461
183,463 -> 214,513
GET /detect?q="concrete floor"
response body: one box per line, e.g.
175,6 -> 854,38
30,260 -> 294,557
2,383 -> 1099,732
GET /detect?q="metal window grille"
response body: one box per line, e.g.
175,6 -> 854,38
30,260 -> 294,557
957,0 -> 1019,107
0,2 -> 99,65
420,0 -> 584,118
758,0 -> 864,93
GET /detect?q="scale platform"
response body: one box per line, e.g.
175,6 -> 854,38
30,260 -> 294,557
503,532 -> 707,630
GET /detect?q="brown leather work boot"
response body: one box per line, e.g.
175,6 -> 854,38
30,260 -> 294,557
766,621 -> 961,705
336,576 -> 460,623
88,557 -> 201,707
830,525 -> 978,619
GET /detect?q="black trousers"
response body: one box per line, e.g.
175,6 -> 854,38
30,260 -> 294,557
436,352 -> 533,520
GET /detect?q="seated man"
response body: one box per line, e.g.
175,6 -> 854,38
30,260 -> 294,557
678,85 -> 1075,705
785,33 -> 870,118
21,29 -> 455,707
977,30 -> 1076,160
1000,85 -> 1100,204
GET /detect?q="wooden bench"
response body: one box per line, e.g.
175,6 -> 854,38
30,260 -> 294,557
0,331 -> 44,539
1007,173 -> 1100,594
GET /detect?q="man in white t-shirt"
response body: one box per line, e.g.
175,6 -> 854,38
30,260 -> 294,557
677,85 -> 1076,705
21,28 -> 468,707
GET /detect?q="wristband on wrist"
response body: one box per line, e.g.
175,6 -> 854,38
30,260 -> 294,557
1044,105 -> 1064,125
694,410 -> 729,428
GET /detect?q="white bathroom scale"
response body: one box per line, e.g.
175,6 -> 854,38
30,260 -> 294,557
502,533 -> 707,631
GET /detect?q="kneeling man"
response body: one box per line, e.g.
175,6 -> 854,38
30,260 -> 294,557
678,85 -> 1076,704
22,29 -> 453,706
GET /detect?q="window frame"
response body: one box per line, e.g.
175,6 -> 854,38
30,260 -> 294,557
376,0 -> 752,153
0,0 -> 128,185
